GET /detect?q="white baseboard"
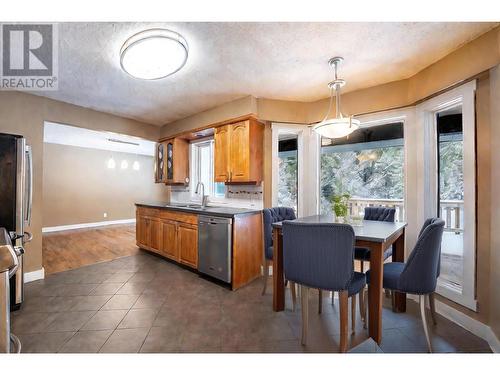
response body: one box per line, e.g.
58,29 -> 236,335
408,294 -> 500,353
24,268 -> 45,283
42,218 -> 136,233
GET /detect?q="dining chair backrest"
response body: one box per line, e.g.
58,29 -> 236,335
418,218 -> 442,277
364,206 -> 396,222
282,222 -> 355,291
399,218 -> 445,294
262,207 -> 296,260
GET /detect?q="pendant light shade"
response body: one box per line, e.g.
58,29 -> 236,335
313,57 -> 359,139
313,117 -> 361,139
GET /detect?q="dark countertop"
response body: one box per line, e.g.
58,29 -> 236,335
135,201 -> 262,218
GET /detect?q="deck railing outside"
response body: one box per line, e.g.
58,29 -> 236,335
348,198 -> 464,233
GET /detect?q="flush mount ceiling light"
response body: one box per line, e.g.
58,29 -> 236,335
313,57 -> 360,139
120,28 -> 189,80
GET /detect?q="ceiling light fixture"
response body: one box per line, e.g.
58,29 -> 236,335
121,160 -> 129,170
107,138 -> 140,146
107,157 -> 116,169
132,161 -> 140,171
120,28 -> 189,80
313,57 -> 359,139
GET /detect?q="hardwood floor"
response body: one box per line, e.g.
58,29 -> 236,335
43,224 -> 141,275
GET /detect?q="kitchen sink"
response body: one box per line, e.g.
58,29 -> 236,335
167,203 -> 203,209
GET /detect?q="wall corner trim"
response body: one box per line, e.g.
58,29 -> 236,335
42,218 -> 136,233
24,267 -> 45,283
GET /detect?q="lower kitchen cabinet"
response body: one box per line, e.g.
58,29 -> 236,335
160,220 -> 178,260
136,208 -> 198,269
136,214 -> 161,253
178,223 -> 198,268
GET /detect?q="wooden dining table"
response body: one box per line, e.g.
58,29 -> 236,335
271,215 -> 407,344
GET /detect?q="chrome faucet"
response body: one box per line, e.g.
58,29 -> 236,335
195,182 -> 209,208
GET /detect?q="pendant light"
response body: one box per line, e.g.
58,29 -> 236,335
313,57 -> 359,139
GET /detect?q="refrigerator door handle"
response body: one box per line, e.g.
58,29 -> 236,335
25,145 -> 33,226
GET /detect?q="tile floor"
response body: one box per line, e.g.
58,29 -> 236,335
12,252 -> 492,353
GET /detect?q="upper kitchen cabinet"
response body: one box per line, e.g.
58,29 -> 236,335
214,119 -> 264,184
155,137 -> 189,185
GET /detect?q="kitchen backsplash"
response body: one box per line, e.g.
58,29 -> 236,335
169,184 -> 263,209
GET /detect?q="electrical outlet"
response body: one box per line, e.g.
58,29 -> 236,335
103,212 -> 108,218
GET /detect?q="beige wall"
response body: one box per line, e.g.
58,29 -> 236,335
42,143 -> 167,227
489,65 -> 500,338
0,91 -> 162,273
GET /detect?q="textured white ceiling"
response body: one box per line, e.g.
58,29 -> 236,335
31,22 -> 497,126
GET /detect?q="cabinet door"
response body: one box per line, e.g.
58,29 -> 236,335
155,142 -> 165,183
136,215 -> 149,247
178,224 -> 198,268
149,219 -> 161,251
214,125 -> 230,182
229,121 -> 250,182
160,220 -> 178,260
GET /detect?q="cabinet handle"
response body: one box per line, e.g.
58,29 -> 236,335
229,171 -> 232,181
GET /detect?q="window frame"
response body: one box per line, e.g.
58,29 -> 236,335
416,80 -> 477,311
271,123 -> 320,217
316,108 -> 417,257
189,139 -> 225,201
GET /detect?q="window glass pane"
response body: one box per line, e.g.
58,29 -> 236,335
320,122 -> 404,220
214,182 -> 225,197
278,135 -> 298,212
437,106 -> 464,291
198,144 -> 212,195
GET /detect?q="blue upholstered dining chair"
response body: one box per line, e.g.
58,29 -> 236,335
355,206 -> 396,272
282,221 -> 366,353
365,218 -> 444,352
262,207 -> 297,298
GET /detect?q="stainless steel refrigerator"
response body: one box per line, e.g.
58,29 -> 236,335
0,132 -> 33,310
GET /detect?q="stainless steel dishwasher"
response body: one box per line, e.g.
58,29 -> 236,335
198,215 -> 232,283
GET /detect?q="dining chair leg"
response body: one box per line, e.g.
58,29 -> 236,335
290,281 -> 297,312
318,289 -> 323,314
261,260 -> 269,295
301,285 -> 309,346
331,291 -> 335,306
351,294 -> 356,335
429,293 -> 437,325
339,290 -> 349,353
419,295 -> 433,353
363,288 -> 368,329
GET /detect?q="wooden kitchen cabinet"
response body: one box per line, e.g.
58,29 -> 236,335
137,207 -> 198,269
178,223 -> 198,268
156,137 -> 190,185
160,220 -> 178,260
214,119 -> 263,184
136,213 -> 161,253
214,125 -> 231,182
